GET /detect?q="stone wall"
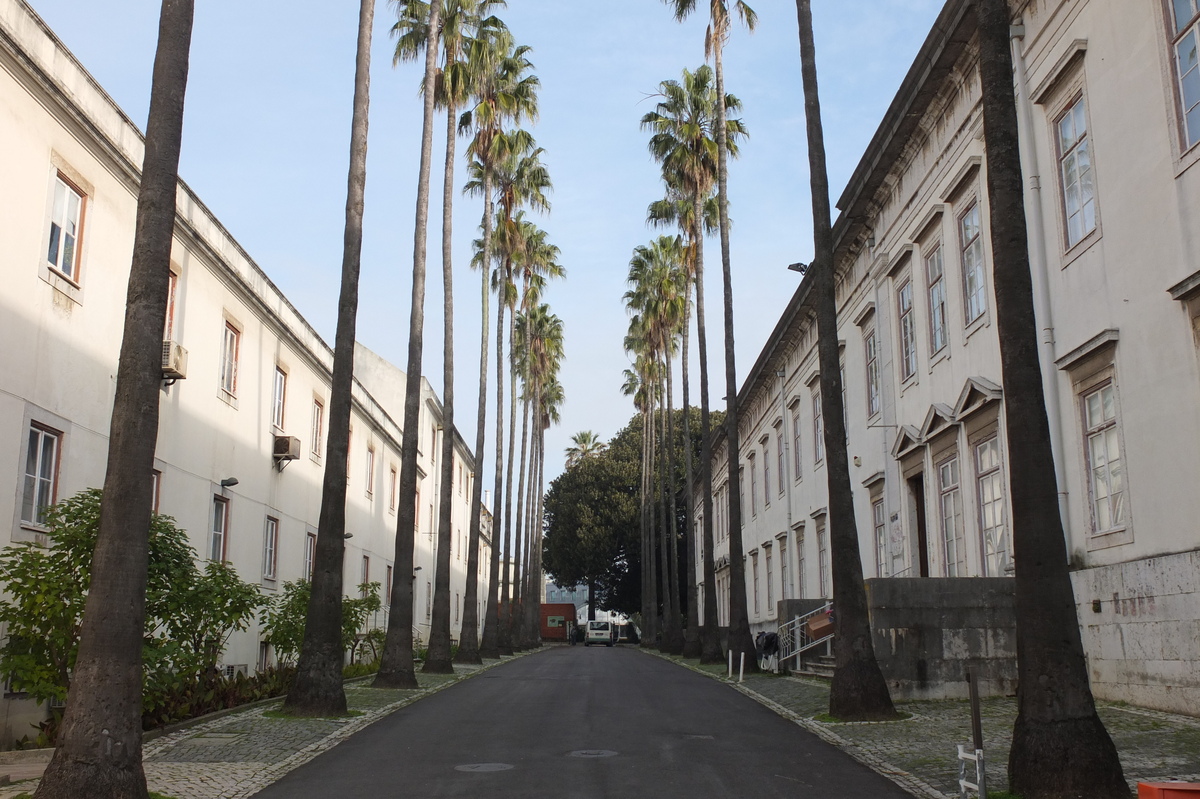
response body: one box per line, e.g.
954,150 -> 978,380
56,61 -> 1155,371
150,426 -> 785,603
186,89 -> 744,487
866,577 -> 1017,701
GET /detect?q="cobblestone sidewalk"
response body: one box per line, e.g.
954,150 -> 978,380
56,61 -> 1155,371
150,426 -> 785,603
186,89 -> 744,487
0,655 -> 525,799
654,652 -> 1200,798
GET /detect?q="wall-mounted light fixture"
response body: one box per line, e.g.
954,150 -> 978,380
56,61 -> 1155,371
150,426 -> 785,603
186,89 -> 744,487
219,477 -> 239,488
787,262 -> 809,275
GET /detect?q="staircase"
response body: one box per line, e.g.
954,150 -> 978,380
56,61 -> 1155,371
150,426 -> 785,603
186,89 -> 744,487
776,601 -> 834,676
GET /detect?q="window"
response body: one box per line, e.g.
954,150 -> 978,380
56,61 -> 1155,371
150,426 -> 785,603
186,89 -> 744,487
762,441 -> 771,508
926,246 -> 948,353
386,565 -> 394,605
975,438 -> 1009,575
797,528 -> 807,599
792,410 -> 802,480
165,271 -> 179,341
46,174 -> 85,281
1057,97 -> 1096,247
211,496 -> 230,562
812,391 -> 823,465
937,455 -> 966,576
263,517 -> 279,579
779,537 -> 790,600
455,592 -> 460,624
873,498 -> 887,578
361,555 -> 370,594
458,464 -> 463,495
765,548 -> 774,611
960,204 -> 987,324
304,531 -> 317,580
898,279 -> 917,381
751,552 -> 760,615
776,425 -> 785,495
389,467 -> 399,513
749,457 -> 757,516
415,488 -> 422,532
219,322 -> 240,398
1083,383 -> 1127,534
425,581 -> 432,622
311,399 -> 324,458
1170,0 -> 1200,148
865,329 -> 881,417
365,445 -> 375,498
272,368 -> 287,431
21,424 -> 60,527
151,469 -> 161,513
816,520 -> 828,598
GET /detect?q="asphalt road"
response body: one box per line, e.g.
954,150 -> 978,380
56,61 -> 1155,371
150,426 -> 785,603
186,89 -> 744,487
252,646 -> 912,798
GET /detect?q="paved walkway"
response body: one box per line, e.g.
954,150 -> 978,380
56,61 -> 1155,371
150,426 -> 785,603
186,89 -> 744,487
656,652 -> 1200,798
2,648 -> 1197,798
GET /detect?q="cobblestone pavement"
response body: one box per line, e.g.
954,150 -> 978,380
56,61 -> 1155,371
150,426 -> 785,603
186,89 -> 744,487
0,655 -> 524,799
655,653 -> 1200,798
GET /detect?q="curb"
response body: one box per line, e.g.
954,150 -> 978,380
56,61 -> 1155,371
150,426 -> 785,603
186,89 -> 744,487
638,648 -> 948,799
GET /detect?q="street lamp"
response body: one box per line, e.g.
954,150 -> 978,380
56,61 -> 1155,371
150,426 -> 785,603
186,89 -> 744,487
787,262 -> 809,276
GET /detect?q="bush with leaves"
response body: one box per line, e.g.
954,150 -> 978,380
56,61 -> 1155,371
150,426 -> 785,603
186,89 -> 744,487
0,489 -> 267,709
261,580 -> 382,667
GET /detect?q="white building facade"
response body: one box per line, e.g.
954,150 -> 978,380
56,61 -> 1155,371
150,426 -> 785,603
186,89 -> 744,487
0,0 -> 489,740
696,0 -> 1200,716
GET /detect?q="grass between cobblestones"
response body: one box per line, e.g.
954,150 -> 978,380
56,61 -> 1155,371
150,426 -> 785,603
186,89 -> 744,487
647,648 -> 1200,798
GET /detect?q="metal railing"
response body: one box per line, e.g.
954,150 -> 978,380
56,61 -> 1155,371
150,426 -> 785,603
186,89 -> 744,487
777,601 -> 834,669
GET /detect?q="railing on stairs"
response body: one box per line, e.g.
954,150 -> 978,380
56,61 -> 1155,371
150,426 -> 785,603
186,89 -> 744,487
777,601 -> 833,672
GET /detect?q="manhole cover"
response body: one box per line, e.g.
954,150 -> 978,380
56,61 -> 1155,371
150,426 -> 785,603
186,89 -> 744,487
454,763 -> 514,772
568,750 -> 619,758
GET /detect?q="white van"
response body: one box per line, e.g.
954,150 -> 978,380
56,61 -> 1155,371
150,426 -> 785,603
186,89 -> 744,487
584,620 -> 613,647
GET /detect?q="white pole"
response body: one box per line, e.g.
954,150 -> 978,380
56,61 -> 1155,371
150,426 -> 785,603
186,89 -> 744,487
727,650 -> 733,679
739,652 -> 745,683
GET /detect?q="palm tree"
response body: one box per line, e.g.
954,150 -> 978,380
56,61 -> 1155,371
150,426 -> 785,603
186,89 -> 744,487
460,39 -> 539,659
641,63 -> 744,663
35,2 -> 194,795
621,364 -> 657,641
663,0 -> 757,670
974,1 -> 1126,794
284,0 -> 378,716
565,431 -> 606,467
794,0 -> 897,722
375,0 -> 443,691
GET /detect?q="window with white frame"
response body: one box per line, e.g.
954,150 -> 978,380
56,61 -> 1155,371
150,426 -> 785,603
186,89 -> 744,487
304,531 -> 316,580
151,469 -> 161,513
816,519 -> 828,598
21,424 -> 60,527
792,409 -> 803,480
425,580 -> 432,622
926,245 -> 948,353
211,496 -> 230,562
751,552 -> 760,615
1057,96 -> 1097,247
975,437 -> 1010,575
898,279 -> 917,381
776,424 -> 785,495
937,455 -> 966,576
389,466 -> 398,513
960,204 -> 987,324
272,368 -> 287,431
365,445 -> 375,498
796,527 -> 807,599
311,399 -> 324,458
761,440 -> 771,508
361,555 -> 370,595
263,516 -> 279,579
749,456 -> 757,516
812,390 -> 824,465
779,536 -> 790,600
165,271 -> 179,340
386,565 -> 394,605
765,547 -> 774,611
865,329 -> 881,417
46,174 -> 85,282
219,322 -> 240,398
1083,383 -> 1127,534
1169,0 -> 1200,149
873,497 -> 887,578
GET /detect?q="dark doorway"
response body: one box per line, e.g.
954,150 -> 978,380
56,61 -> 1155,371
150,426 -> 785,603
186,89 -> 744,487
908,474 -> 930,578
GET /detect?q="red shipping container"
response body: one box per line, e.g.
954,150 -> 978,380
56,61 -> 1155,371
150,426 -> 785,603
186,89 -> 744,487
1139,783 -> 1200,798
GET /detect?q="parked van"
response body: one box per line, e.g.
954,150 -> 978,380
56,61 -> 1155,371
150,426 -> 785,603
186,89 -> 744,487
584,620 -> 613,647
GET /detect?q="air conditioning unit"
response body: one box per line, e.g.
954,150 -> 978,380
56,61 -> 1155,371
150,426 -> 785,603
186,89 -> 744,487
273,435 -> 301,460
162,340 -> 188,380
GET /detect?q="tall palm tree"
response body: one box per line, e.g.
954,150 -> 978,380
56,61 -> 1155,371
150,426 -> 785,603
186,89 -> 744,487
460,40 -> 539,659
641,63 -> 744,663
375,0 -> 443,691
35,2 -> 194,796
565,431 -> 606,467
284,0 -> 378,716
663,0 -> 758,670
974,1 -> 1126,794
621,364 -> 657,641
794,0 -> 896,721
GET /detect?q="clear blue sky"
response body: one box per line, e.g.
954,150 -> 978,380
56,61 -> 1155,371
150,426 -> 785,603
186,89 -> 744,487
29,0 -> 945,493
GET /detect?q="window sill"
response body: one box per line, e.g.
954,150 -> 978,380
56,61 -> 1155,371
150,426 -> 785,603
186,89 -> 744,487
15,524 -> 50,545
1061,227 -> 1101,269
1086,526 -> 1133,551
963,313 -> 990,344
218,391 -> 239,410
929,347 -> 950,372
310,453 -> 323,466
39,264 -> 83,304
1174,138 -> 1200,179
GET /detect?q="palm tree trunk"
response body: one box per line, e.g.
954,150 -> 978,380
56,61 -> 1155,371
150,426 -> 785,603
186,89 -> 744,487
713,37 -> 755,671
664,362 -> 684,653
501,302 -> 519,651
424,93 -> 459,676
795,0 -> 894,720
512,358 -> 532,648
493,266 -> 511,656
460,180 -> 493,664
640,405 -> 654,645
523,391 -> 542,645
693,194 -> 723,665
681,266 -> 701,658
36,3 -> 193,795
657,384 -> 672,649
974,2 -> 1126,794
284,0 -> 375,716
375,0 -> 442,691
645,403 -> 660,645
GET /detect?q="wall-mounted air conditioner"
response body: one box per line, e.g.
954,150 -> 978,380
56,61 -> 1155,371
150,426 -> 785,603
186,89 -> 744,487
162,340 -> 188,379
273,435 -> 301,461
